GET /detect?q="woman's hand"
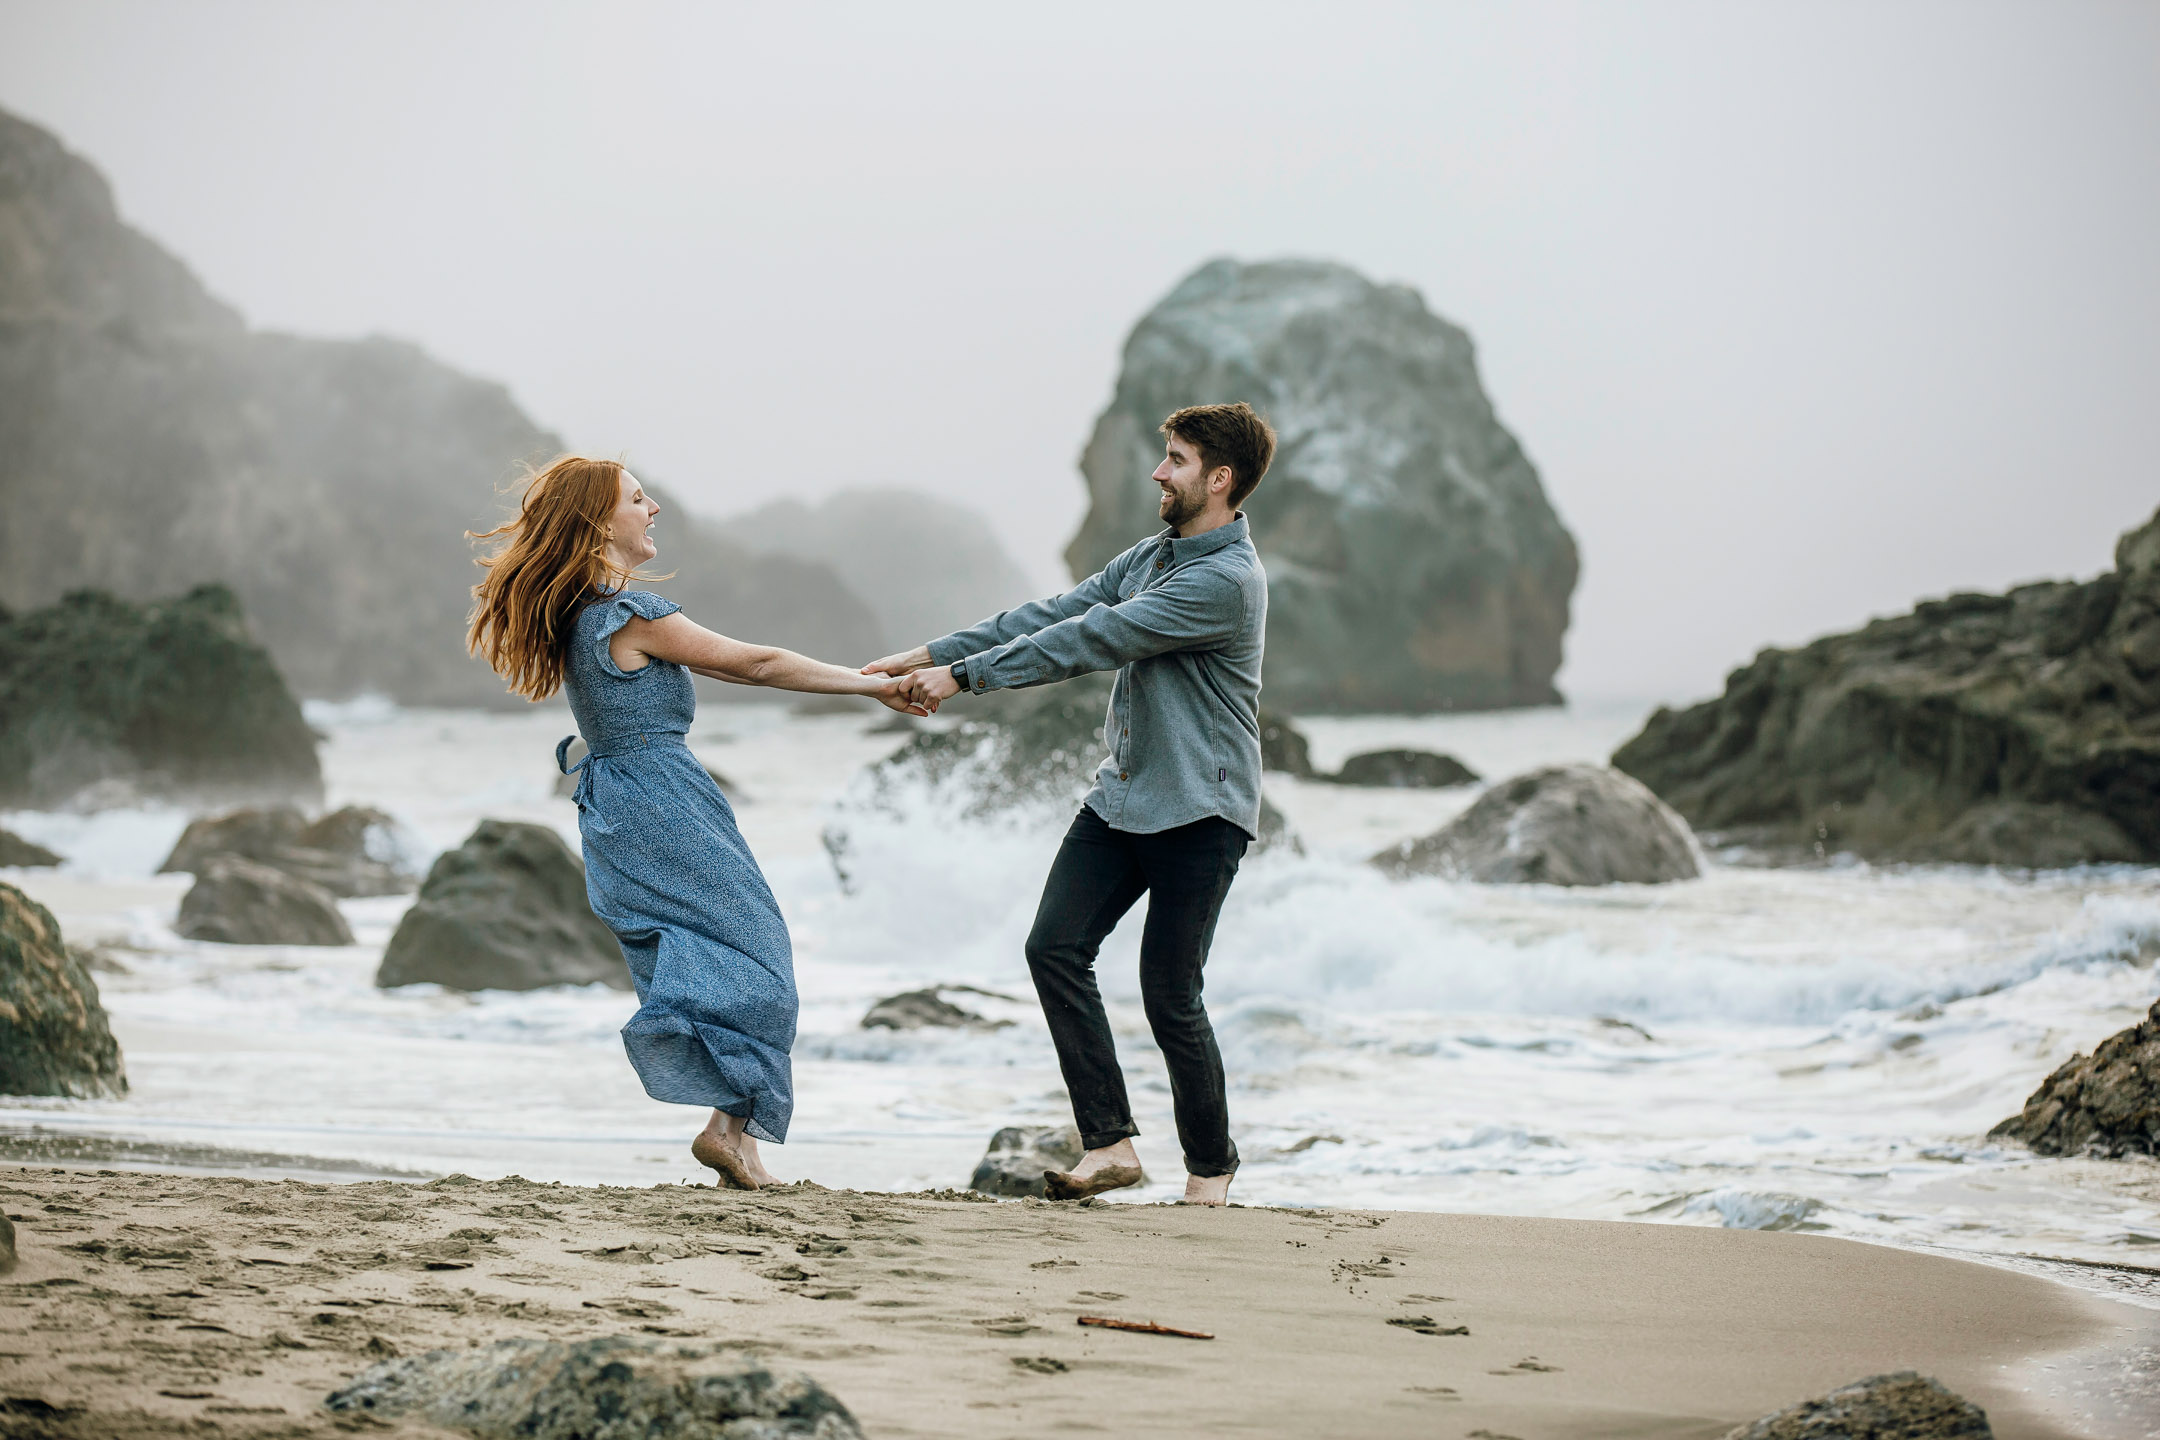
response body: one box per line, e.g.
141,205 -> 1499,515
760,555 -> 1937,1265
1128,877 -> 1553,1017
873,674 -> 933,717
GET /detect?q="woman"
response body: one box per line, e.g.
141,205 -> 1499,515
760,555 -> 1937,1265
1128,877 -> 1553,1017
467,456 -> 923,1189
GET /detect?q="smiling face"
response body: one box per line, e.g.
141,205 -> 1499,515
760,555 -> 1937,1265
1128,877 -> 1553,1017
1152,433 -> 1230,531
604,470 -> 661,571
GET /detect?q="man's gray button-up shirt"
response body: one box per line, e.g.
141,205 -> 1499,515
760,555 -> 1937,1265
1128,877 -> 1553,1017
926,515 -> 1268,839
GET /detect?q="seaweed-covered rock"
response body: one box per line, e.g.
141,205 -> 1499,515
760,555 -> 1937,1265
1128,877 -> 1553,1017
1330,749 -> 1478,788
841,672 -> 1292,851
0,829 -> 62,867
1723,1371 -> 1990,1439
0,880 -> 126,1097
159,804 -> 414,897
377,821 -> 625,991
861,988 -> 1013,1032
1989,999 -> 2159,1158
1067,258 -> 1578,712
969,1126 -> 1086,1199
1614,507 -> 2160,866
176,856 -> 354,947
1374,764 -> 1700,886
324,1336 -> 863,1439
0,586 -> 321,810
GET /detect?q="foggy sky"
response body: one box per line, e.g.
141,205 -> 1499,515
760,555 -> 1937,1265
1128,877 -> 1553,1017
2,1 -> 2154,702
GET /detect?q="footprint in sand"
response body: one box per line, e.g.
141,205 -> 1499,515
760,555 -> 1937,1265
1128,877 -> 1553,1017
1487,1356 -> 1562,1375
1073,1290 -> 1125,1301
1012,1356 -> 1068,1374
1388,1315 -> 1469,1337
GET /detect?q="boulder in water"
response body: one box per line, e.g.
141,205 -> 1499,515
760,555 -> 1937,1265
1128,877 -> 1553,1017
176,856 -> 354,947
0,829 -> 61,868
0,586 -> 321,811
1613,506 -> 2160,866
377,820 -> 626,991
861,987 -> 1014,1031
1988,999 -> 2159,1158
1722,1371 -> 1990,1439
323,1336 -> 863,1439
0,880 -> 126,1098
970,1126 -> 1086,1199
1374,764 -> 1700,886
1258,707 -> 1316,777
1067,257 -> 1578,712
159,804 -> 414,897
1330,749 -> 1478,789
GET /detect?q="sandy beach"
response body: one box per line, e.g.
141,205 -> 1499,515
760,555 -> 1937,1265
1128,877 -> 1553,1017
4,1165 -> 2156,1440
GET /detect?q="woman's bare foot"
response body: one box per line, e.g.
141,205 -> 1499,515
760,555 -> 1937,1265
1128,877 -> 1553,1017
1043,1138 -> 1145,1201
691,1111 -> 761,1190
735,1132 -> 780,1188
1182,1172 -> 1232,1206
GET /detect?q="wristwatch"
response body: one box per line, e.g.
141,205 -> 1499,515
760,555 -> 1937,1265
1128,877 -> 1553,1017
950,660 -> 969,692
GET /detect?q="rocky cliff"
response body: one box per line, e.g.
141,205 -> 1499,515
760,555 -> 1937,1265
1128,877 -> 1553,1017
726,488 -> 1036,652
0,106 -> 883,707
1067,258 -> 1578,712
1612,508 -> 2160,866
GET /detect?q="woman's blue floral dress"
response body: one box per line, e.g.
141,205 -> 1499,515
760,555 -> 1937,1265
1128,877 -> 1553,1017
557,590 -> 795,1142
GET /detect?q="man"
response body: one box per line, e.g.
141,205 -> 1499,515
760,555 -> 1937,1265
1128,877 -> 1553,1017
867,402 -> 1275,1206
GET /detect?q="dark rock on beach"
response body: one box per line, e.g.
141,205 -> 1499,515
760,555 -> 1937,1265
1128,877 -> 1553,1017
175,856 -> 355,947
970,1126 -> 1086,1199
377,821 -> 626,992
1258,707 -> 1317,777
1067,257 -> 1578,713
0,586 -> 321,811
1722,1371 -> 1991,1439
1374,763 -> 1700,886
0,1207 -> 14,1273
1613,506 -> 2160,867
861,987 -> 1014,1031
0,829 -> 62,868
324,1335 -> 864,1439
1989,998 -> 2160,1158
0,880 -> 126,1098
0,104 -> 883,708
159,804 -> 414,897
1330,749 -> 1479,788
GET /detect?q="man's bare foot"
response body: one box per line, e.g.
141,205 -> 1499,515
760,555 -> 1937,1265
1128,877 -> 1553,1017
1182,1172 -> 1232,1206
691,1111 -> 760,1190
1043,1138 -> 1145,1201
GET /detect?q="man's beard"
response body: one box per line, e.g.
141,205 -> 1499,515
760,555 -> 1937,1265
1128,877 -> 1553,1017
1158,484 -> 1204,529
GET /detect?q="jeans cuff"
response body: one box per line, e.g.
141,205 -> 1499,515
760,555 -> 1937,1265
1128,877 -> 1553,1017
1184,1143 -> 1240,1179
1080,1122 -> 1139,1150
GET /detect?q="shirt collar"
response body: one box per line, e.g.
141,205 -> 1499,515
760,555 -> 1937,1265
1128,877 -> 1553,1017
1158,512 -> 1248,562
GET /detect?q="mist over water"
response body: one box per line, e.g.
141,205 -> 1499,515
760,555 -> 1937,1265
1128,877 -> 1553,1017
7,700 -> 2156,1273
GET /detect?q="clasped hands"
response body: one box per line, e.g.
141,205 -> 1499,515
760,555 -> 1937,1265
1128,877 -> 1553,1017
861,645 -> 960,715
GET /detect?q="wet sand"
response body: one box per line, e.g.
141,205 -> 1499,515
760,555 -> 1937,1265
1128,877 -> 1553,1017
3,1167 -> 2156,1439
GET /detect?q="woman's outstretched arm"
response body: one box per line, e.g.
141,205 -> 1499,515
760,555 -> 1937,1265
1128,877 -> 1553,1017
616,612 -> 926,712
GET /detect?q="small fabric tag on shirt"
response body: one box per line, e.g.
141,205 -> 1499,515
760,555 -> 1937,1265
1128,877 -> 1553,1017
1219,767 -> 1226,782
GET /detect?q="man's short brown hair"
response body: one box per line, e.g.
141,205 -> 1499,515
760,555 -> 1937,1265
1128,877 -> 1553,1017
1162,402 -> 1277,509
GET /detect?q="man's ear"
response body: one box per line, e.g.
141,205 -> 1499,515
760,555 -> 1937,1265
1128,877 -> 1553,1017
1210,465 -> 1235,496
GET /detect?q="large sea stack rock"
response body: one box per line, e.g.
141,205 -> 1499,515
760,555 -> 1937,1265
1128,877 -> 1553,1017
1723,1371 -> 1991,1440
159,804 -> 414,897
0,104 -> 882,707
377,821 -> 627,991
1988,999 -> 2159,1158
175,857 -> 355,947
1613,507 -> 2160,866
1067,258 -> 1578,712
1374,764 -> 1701,886
0,880 -> 127,1098
0,586 -> 321,810
325,1336 -> 863,1439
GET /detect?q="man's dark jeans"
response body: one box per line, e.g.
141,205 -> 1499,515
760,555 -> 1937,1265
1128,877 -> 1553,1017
1023,806 -> 1248,1178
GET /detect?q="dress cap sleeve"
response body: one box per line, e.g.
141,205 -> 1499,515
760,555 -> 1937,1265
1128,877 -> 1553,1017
593,590 -> 683,679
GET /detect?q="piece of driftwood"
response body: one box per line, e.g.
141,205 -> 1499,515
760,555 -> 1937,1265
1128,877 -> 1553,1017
1076,1315 -> 1214,1340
